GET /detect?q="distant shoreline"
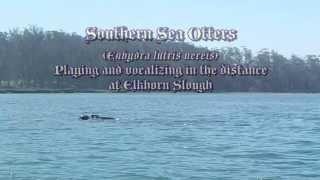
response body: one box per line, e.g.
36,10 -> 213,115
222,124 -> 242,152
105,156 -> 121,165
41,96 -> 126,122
0,89 -> 319,94
0,89 -> 109,94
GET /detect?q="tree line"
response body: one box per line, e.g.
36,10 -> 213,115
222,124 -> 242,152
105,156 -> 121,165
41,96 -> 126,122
0,26 -> 319,92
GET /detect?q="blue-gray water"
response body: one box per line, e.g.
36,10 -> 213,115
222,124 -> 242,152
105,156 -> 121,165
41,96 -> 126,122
0,93 -> 319,180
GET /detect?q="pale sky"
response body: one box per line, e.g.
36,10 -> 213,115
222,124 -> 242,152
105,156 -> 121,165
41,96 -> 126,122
1,0 -> 319,56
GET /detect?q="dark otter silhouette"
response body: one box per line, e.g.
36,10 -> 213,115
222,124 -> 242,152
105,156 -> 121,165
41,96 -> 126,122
97,116 -> 114,120
80,114 -> 114,121
91,114 -> 99,119
80,115 -> 90,120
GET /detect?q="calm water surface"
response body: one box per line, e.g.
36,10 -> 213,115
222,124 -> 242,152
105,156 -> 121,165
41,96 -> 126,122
0,93 -> 319,180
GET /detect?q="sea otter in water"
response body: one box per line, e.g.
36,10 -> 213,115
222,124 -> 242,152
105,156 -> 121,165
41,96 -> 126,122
80,115 -> 90,120
80,114 -> 114,120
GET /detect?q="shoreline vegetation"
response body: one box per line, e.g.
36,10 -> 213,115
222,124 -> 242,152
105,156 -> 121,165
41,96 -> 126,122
0,88 -> 319,94
0,89 -> 108,93
0,26 -> 319,92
